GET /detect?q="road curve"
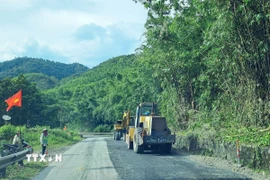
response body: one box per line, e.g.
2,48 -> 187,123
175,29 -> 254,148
32,136 -> 250,180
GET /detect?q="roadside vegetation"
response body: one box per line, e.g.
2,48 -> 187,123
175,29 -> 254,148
0,125 -> 82,179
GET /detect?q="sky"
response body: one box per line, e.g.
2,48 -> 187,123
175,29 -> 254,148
0,0 -> 148,68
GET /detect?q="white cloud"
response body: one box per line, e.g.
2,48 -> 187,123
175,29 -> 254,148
0,0 -> 148,68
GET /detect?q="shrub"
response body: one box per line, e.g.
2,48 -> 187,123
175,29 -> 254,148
0,125 -> 16,141
93,125 -> 112,132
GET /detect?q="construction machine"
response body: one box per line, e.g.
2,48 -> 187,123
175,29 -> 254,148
123,111 -> 135,149
113,120 -> 123,140
113,111 -> 135,144
132,102 -> 175,153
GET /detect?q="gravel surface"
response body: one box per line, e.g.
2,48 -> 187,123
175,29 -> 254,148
107,138 -> 252,180
178,151 -> 270,180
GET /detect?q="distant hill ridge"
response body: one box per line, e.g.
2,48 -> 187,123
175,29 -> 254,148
0,57 -> 89,80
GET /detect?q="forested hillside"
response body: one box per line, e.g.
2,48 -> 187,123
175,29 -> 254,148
0,54 -> 155,129
43,54 -> 159,130
0,57 -> 89,89
132,0 -> 270,145
24,73 -> 59,90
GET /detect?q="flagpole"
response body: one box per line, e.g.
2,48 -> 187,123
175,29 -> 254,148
18,104 -> 24,166
19,104 -> 22,150
20,89 -> 23,149
20,106 -> 22,131
20,89 -> 22,128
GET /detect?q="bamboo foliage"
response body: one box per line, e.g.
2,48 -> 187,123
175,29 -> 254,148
135,0 -> 270,130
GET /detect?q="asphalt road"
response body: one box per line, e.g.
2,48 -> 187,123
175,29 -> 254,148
32,136 -> 250,180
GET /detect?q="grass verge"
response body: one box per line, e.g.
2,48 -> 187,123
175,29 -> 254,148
0,125 -> 82,180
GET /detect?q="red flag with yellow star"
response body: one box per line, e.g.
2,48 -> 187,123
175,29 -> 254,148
5,90 -> 22,111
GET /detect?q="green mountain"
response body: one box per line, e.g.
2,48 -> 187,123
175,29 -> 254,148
43,54 -> 158,130
0,54 -> 157,133
0,57 -> 89,89
24,73 -> 59,90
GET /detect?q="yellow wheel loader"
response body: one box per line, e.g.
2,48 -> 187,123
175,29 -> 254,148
133,102 -> 175,153
113,111 -> 133,141
113,120 -> 123,141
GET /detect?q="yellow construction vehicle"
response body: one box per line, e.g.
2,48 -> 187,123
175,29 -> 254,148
123,111 -> 135,149
132,102 -> 175,153
113,120 -> 123,140
113,111 -> 135,144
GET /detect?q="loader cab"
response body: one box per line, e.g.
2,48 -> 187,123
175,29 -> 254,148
114,120 -> 123,131
135,102 -> 159,127
116,120 -> 122,125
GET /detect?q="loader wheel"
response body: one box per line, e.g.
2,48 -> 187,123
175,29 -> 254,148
163,143 -> 172,153
115,131 -> 121,140
133,128 -> 144,153
118,131 -> 122,140
127,137 -> 133,150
